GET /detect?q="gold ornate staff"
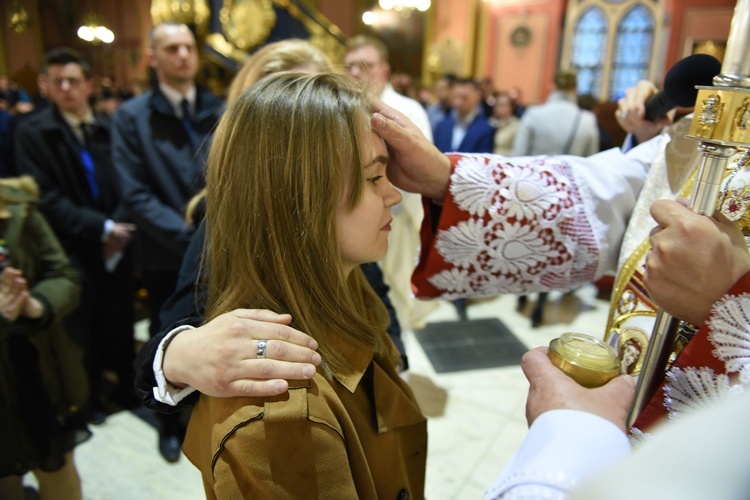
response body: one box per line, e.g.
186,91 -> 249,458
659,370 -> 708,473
627,0 -> 750,428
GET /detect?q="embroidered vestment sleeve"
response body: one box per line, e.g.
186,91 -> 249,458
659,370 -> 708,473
413,151 -> 649,299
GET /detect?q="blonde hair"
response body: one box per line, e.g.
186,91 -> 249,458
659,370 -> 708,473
186,40 -> 333,225
226,39 -> 333,104
205,72 -> 392,376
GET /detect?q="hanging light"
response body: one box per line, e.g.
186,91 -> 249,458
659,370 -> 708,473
378,0 -> 431,18
8,0 -> 29,33
77,12 -> 115,44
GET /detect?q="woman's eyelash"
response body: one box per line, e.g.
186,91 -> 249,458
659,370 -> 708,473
367,175 -> 383,186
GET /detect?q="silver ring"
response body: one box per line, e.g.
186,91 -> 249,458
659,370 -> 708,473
256,339 -> 268,359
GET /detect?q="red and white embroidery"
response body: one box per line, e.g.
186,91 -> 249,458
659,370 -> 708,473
708,292 -> 750,373
427,155 -> 601,297
663,367 -> 741,419
658,293 -> 750,424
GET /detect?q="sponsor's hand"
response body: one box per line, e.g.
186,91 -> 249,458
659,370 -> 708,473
163,309 -> 321,397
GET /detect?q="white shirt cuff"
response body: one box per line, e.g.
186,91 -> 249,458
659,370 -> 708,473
153,324 -> 198,406
484,409 -> 631,499
102,219 -> 115,242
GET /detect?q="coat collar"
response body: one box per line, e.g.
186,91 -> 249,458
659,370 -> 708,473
289,330 -> 401,395
36,105 -> 109,135
149,83 -> 223,121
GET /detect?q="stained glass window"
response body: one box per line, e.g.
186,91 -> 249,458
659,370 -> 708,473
610,4 -> 655,100
570,7 -> 608,98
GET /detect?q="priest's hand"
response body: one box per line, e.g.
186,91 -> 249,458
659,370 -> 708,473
645,199 -> 750,326
371,99 -> 451,202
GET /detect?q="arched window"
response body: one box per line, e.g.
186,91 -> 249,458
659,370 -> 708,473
570,7 -> 608,98
610,4 -> 655,100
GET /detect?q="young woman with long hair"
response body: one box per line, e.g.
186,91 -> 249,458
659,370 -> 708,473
182,72 -> 426,498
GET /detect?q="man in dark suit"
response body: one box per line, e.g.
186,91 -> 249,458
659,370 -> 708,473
433,78 -> 495,155
15,48 -> 137,423
111,22 -> 223,462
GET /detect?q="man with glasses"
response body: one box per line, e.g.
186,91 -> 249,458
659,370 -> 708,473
344,35 -> 437,332
15,48 -> 137,425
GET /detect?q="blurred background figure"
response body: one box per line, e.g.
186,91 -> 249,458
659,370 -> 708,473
490,91 -> 520,156
426,73 -> 456,131
15,48 -> 138,426
0,176 -> 88,500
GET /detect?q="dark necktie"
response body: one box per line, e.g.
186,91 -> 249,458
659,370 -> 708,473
180,98 -> 197,150
79,123 -> 99,201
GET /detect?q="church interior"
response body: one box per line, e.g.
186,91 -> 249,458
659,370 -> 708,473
0,0 -> 741,498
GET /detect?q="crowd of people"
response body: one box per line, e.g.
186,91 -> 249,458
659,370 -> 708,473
1,18 -> 747,500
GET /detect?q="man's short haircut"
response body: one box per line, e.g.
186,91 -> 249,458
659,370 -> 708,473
454,77 -> 480,90
148,22 -> 190,50
346,35 -> 389,63
44,48 -> 91,78
554,69 -> 578,91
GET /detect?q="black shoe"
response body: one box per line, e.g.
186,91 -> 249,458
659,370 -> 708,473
453,298 -> 468,321
159,434 -> 182,463
531,308 -> 543,328
88,408 -> 107,425
517,295 -> 528,311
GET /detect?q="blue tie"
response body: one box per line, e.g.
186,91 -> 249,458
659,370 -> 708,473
181,98 -> 197,150
79,124 -> 99,201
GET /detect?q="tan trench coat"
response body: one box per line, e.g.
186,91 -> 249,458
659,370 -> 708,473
184,335 -> 427,499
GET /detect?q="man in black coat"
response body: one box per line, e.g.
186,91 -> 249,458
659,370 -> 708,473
15,48 -> 137,423
111,22 -> 223,462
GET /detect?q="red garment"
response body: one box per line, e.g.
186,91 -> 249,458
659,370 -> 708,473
412,154 -> 601,299
633,271 -> 750,431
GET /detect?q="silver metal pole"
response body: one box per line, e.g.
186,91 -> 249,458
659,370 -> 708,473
627,0 -> 750,429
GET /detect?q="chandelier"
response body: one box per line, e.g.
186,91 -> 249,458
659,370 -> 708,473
378,0 -> 431,17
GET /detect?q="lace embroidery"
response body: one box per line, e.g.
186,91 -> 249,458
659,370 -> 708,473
628,427 -> 650,446
663,367 -> 742,419
706,292 -> 750,373
660,291 -> 750,421
429,155 -> 600,297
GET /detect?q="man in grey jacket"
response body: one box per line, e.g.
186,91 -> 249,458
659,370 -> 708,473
512,69 -> 599,157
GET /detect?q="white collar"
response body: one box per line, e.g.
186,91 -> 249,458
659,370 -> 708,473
159,82 -> 196,116
60,106 -> 95,129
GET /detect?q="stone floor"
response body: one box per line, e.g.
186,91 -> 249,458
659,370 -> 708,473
24,285 -> 611,499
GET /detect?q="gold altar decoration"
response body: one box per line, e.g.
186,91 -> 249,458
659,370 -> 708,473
220,0 -> 276,51
8,0 -> 29,33
150,0 -> 210,34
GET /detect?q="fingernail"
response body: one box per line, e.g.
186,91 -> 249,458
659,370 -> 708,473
274,381 -> 287,392
371,113 -> 384,128
302,365 -> 316,378
311,352 -> 322,365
